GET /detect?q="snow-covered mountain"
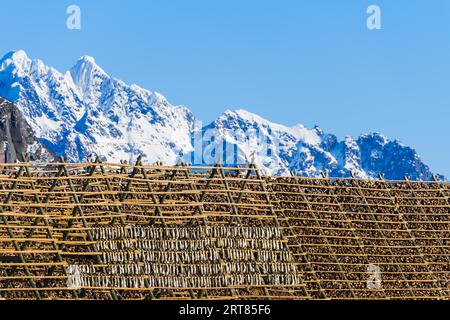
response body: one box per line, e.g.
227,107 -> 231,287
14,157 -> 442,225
0,50 -> 442,180
191,109 -> 441,180
0,50 -> 195,164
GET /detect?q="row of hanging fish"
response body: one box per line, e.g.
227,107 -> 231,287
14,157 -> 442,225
101,249 -> 221,264
93,238 -> 285,251
221,249 -> 293,263
76,275 -> 145,289
76,261 -> 297,277
99,248 -> 293,264
91,226 -> 282,240
94,239 -> 215,251
216,238 -> 285,250
76,274 -> 301,289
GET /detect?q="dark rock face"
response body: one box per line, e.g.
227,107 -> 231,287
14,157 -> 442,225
357,133 -> 440,181
0,97 -> 53,162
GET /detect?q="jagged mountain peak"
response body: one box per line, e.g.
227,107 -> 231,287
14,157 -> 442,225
358,132 -> 389,145
0,50 -> 33,79
0,50 -> 442,180
71,55 -> 104,71
0,50 -> 58,79
78,55 -> 96,64
204,108 -> 440,179
0,50 -> 196,164
216,109 -> 321,147
69,55 -> 109,99
0,50 -> 30,66
220,109 -> 282,127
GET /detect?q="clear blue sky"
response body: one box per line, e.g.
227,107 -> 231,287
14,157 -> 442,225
1,0 -> 450,176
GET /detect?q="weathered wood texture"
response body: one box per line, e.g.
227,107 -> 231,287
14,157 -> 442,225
0,161 -> 449,300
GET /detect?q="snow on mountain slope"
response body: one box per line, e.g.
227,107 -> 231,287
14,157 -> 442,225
196,109 -> 440,180
0,50 -> 442,180
192,109 -> 323,176
0,50 -> 195,164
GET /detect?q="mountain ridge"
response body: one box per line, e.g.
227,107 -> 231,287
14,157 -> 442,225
0,50 -> 443,180
197,109 -> 441,180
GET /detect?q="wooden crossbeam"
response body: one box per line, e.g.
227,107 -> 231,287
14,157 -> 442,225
19,156 -> 79,299
253,165 -> 309,299
323,176 -> 387,299
395,179 -> 446,293
360,176 -> 421,298
59,159 -> 119,300
0,165 -> 41,299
